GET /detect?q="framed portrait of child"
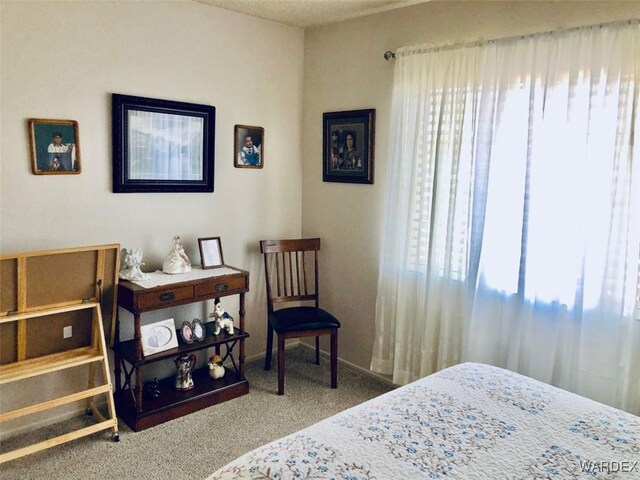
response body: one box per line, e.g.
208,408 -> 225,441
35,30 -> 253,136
234,124 -> 264,169
28,118 -> 81,175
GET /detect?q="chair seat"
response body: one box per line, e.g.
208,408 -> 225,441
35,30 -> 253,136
269,307 -> 341,333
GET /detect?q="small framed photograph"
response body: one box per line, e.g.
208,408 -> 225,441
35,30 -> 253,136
179,319 -> 206,344
28,118 -> 81,175
192,319 -> 206,341
234,125 -> 264,169
140,318 -> 179,357
323,109 -> 375,184
198,237 -> 224,269
179,320 -> 195,344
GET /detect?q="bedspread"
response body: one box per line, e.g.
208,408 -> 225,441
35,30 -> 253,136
208,363 -> 640,479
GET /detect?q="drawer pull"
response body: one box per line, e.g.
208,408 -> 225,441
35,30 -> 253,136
159,292 -> 175,302
215,282 -> 228,292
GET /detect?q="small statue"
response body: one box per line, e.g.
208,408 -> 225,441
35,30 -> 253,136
163,236 -> 192,274
119,248 -> 149,281
209,302 -> 234,335
174,354 -> 196,391
208,355 -> 225,379
143,377 -> 161,399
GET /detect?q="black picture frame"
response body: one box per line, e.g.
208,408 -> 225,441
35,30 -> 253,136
323,109 -> 375,184
112,93 -> 216,193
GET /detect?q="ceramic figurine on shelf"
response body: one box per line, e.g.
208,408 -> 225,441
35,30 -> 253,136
163,236 -> 192,274
119,248 -> 149,281
143,377 -> 161,399
208,355 -> 225,379
174,354 -> 196,391
209,302 -> 234,335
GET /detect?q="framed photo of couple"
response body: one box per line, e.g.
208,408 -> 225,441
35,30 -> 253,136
322,109 -> 375,184
28,118 -> 81,175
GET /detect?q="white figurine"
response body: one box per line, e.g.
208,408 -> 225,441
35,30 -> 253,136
119,248 -> 149,281
162,236 -> 192,274
209,303 -> 234,335
208,355 -> 225,379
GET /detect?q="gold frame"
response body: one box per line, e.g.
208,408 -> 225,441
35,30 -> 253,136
28,118 -> 82,175
234,124 -> 264,169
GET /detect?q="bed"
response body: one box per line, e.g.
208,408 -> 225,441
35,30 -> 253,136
208,363 -> 640,479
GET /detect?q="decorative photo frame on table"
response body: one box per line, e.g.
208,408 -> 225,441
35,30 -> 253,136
28,118 -> 81,175
234,125 -> 264,169
198,237 -> 224,269
140,318 -> 179,357
179,319 -> 206,344
112,93 -> 216,193
322,109 -> 375,184
192,319 -> 206,341
179,321 -> 194,344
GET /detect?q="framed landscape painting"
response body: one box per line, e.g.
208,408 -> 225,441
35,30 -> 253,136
112,94 -> 216,193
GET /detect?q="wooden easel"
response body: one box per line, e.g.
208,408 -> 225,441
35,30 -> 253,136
0,244 -> 120,463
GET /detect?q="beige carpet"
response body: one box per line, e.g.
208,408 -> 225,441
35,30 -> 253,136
0,347 -> 392,480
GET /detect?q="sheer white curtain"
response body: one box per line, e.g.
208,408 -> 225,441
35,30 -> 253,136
372,21 -> 640,414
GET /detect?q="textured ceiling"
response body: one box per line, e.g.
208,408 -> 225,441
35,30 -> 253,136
194,0 -> 429,28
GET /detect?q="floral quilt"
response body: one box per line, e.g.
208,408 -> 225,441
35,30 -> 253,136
208,363 -> 640,479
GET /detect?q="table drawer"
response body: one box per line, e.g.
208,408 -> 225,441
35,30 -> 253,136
137,285 -> 194,310
195,275 -> 247,297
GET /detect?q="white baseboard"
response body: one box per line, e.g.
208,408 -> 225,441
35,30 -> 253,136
297,342 -> 395,387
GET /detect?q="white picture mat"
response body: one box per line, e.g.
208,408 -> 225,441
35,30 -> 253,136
140,318 -> 178,356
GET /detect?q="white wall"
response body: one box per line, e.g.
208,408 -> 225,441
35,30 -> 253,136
301,1 -> 640,370
0,0 -> 303,433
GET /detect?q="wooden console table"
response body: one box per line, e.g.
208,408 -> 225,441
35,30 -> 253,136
114,266 -> 249,431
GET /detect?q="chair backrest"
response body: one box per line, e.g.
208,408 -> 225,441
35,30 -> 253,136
260,238 -> 321,312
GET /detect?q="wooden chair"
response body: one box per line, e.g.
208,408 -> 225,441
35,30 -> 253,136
260,238 -> 340,395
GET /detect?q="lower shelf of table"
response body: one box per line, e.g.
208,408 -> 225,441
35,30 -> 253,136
115,367 -> 249,431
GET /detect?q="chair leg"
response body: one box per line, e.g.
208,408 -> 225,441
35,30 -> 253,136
277,334 -> 285,395
330,329 -> 338,389
264,324 -> 274,371
315,336 -> 320,365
